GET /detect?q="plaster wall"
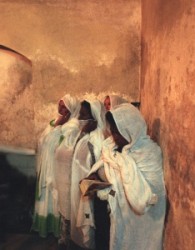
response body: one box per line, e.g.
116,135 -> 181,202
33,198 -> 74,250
0,48 -> 34,148
141,1 -> 195,249
0,0 -> 141,146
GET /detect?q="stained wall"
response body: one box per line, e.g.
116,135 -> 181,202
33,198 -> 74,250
0,0 -> 141,147
0,47 -> 34,148
141,1 -> 195,249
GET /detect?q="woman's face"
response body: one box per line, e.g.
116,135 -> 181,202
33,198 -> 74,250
78,102 -> 97,133
104,96 -> 111,111
109,122 -> 129,150
78,104 -> 93,120
58,100 -> 70,117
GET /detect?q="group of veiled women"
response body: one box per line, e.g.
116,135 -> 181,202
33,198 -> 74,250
32,94 -> 166,250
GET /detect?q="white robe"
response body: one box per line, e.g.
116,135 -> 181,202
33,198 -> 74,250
35,125 -> 61,218
54,118 -> 81,220
70,128 -> 104,249
33,94 -> 80,237
89,137 -> 166,250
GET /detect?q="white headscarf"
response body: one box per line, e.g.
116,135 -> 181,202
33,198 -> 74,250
110,103 -> 165,196
81,97 -> 105,130
37,94 -> 80,196
111,103 -> 147,148
108,94 -> 128,109
59,94 -> 80,118
84,99 -> 106,160
88,99 -> 105,130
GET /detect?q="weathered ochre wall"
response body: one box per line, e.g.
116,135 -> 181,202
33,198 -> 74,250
0,0 -> 141,147
0,48 -> 34,149
141,1 -> 195,249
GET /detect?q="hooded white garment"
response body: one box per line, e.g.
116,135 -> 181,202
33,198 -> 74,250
103,94 -> 128,138
35,94 -> 80,218
88,104 -> 166,250
70,99 -> 105,249
60,94 -> 80,118
108,94 -> 128,110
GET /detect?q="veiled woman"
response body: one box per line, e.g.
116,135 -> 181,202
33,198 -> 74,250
32,94 -> 80,238
103,94 -> 129,139
54,102 -> 82,247
87,104 -> 166,250
70,98 -> 105,249
103,94 -> 128,111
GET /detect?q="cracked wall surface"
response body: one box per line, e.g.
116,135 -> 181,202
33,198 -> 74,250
141,1 -> 195,249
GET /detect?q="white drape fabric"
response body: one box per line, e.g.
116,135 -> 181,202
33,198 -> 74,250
70,99 -> 105,249
89,99 -> 107,137
35,95 -> 80,219
54,118 -> 81,220
103,94 -> 128,137
88,104 -> 166,250
109,94 -> 128,109
60,94 -> 80,118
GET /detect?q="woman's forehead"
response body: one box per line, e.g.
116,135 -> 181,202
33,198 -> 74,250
104,96 -> 110,102
59,100 -> 65,106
